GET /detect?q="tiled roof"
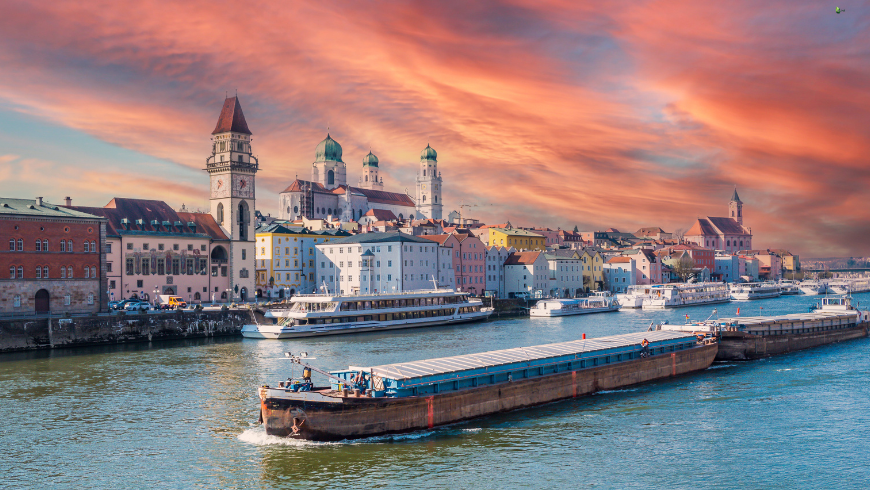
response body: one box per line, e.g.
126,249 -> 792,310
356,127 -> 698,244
71,198 -> 191,237
1,197 -> 104,220
363,209 -> 398,221
344,186 -> 415,207
607,257 -> 633,264
177,212 -> 229,240
419,235 -> 453,245
212,96 -> 252,135
504,251 -> 542,265
706,217 -> 749,235
685,218 -> 718,237
320,231 -> 435,245
281,179 -> 333,194
490,228 -> 545,238
634,227 -> 666,237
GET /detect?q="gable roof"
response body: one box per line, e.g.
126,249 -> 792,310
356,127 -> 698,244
685,218 -> 718,237
607,256 -> 633,264
320,231 -> 435,245
344,186 -> 415,207
634,227 -> 666,237
1,197 -> 104,220
504,251 -> 542,265
212,96 -> 252,135
363,209 -> 398,221
70,198 -> 219,238
177,212 -> 229,240
419,234 -> 454,246
706,217 -> 749,235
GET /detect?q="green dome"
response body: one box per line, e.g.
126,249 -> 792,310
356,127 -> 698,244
315,134 -> 343,162
363,151 -> 379,167
420,144 -> 437,162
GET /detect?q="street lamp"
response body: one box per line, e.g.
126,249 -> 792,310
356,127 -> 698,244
225,288 -> 232,303
153,286 -> 159,307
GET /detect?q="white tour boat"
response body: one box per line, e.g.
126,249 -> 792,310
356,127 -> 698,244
241,288 -> 493,339
799,280 -> 829,295
530,292 -> 620,317
730,282 -> 781,300
641,282 -> 731,309
617,285 -> 653,309
829,278 -> 870,295
778,280 -> 802,295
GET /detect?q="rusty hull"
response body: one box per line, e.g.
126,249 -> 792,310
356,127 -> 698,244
260,342 -> 718,441
717,324 -> 869,361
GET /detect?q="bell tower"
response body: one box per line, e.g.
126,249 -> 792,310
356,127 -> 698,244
359,151 -> 384,190
416,144 -> 443,220
729,187 -> 743,225
206,96 -> 257,301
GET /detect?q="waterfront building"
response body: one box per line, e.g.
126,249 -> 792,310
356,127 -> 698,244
545,253 -> 585,298
523,227 -> 561,248
580,248 -> 605,291
741,255 -> 760,281
633,227 -> 672,241
70,198 -> 232,304
715,253 -> 741,283
504,251 -> 549,297
684,188 -> 753,253
278,138 -> 443,222
484,245 -> 515,298
488,228 -> 546,251
417,234 -> 458,289
1,197 -> 107,315
556,229 -> 584,249
622,248 -> 662,285
254,224 -> 349,298
603,256 -> 637,293
315,232 -> 441,294
421,233 -> 485,295
738,250 -> 783,280
770,249 -> 800,273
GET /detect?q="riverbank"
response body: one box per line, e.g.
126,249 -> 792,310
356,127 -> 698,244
0,308 -> 251,353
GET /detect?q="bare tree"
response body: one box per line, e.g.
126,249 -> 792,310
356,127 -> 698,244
672,228 -> 686,242
673,254 -> 696,281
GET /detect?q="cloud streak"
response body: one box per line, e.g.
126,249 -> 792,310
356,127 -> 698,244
0,0 -> 868,256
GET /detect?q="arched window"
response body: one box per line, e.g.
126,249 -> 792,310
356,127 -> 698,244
8,239 -> 13,251
91,241 -> 96,252
35,240 -> 41,252
84,241 -> 89,253
67,240 -> 72,251
17,266 -> 23,278
435,195 -> 438,203
9,266 -> 14,279
84,267 -> 90,279
36,266 -> 42,279
17,239 -> 23,251
731,211 -> 734,217
13,295 -> 20,307
398,213 -> 404,220
61,241 -> 66,252
91,266 -> 96,278
61,267 -> 66,279
43,239 -> 48,250
43,266 -> 49,278
327,170 -> 335,186
423,169 -> 426,177
217,203 -> 224,225
293,206 -> 299,214
67,266 -> 73,278
237,201 -> 250,240
194,292 -> 201,300
328,208 -> 333,215
88,293 -> 94,305
365,175 -> 368,182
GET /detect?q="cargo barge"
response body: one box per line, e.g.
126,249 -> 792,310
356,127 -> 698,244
657,296 -> 869,361
258,331 -> 717,441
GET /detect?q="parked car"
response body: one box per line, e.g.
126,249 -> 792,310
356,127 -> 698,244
124,301 -> 152,311
111,299 -> 138,311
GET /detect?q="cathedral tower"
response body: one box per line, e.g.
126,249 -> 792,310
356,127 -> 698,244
206,96 -> 257,301
729,187 -> 743,225
311,134 -> 346,189
358,151 -> 384,190
415,144 -> 442,220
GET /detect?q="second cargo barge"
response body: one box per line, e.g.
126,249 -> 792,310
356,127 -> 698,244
259,331 -> 717,441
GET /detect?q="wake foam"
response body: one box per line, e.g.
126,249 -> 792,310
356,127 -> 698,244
237,425 -> 440,446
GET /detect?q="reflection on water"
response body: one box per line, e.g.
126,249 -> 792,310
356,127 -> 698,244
1,293 -> 869,489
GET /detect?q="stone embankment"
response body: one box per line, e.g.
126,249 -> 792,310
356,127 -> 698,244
484,298 -> 531,317
0,308 -> 253,353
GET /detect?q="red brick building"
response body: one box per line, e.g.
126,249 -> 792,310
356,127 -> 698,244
1,197 -> 107,315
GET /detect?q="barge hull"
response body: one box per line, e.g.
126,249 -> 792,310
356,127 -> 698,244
261,343 -> 717,441
717,324 -> 869,360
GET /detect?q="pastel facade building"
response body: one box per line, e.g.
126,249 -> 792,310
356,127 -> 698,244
580,248 -> 605,291
715,253 -> 741,283
545,253 -> 585,298
421,233 -> 485,294
603,257 -> 637,293
488,228 -> 546,251
1,197 -> 107,315
623,249 -> 662,285
484,245 -> 515,298
504,251 -> 550,297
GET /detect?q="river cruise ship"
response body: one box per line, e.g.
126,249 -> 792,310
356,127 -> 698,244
799,280 -> 829,295
617,285 -> 653,309
641,283 -> 731,309
530,292 -> 620,317
241,289 -> 492,339
258,331 -> 717,440
829,278 -> 870,295
730,282 -> 781,300
778,280 -> 802,295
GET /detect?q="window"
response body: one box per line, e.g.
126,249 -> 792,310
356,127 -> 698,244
43,266 -> 48,278
126,258 -> 134,275
188,244 -> 193,251
17,266 -> 23,278
86,242 -> 92,252
67,266 -> 72,278
127,242 -> 133,250
64,294 -> 71,306
173,244 -> 179,251
88,294 -> 94,305
35,240 -> 42,252
110,280 -> 116,289
84,267 -> 90,279
136,280 -> 143,288
9,266 -> 14,279
201,244 -> 207,252
242,249 -> 246,260
91,266 -> 96,278
17,239 -> 23,251
13,295 -> 20,308
36,266 -> 42,279
8,239 -> 13,251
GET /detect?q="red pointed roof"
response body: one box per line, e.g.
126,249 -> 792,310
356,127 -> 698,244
212,96 -> 252,135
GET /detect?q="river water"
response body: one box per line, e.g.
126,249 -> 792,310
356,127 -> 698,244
2,293 -> 869,489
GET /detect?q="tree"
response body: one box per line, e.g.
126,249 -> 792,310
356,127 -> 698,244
573,225 -> 579,233
673,254 -> 696,281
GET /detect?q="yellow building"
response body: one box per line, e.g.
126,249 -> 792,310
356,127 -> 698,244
488,228 -> 546,251
580,248 -> 604,291
254,223 -> 349,299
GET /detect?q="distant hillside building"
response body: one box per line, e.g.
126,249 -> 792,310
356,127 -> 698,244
684,189 -> 752,254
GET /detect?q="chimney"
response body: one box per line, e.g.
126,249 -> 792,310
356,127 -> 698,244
64,196 -> 72,206
35,197 -> 43,206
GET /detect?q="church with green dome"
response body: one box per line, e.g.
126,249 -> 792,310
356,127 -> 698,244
278,133 -> 443,222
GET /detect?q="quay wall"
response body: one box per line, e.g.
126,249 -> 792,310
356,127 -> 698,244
0,309 -> 252,353
718,325 -> 870,360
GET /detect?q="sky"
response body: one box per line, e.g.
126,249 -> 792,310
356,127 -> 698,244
0,1 -> 868,257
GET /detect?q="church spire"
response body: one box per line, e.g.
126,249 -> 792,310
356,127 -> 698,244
731,187 -> 741,203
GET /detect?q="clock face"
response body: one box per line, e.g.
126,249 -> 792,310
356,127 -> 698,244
211,176 -> 229,198
233,174 -> 254,198
422,184 -> 427,190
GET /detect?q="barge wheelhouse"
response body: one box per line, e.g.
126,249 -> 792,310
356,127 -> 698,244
241,289 -> 492,339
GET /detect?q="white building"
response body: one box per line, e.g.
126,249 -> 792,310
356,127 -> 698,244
484,245 -> 515,298
504,251 -> 549,298
315,232 -> 442,294
545,253 -> 585,298
603,257 -> 637,293
715,253 -> 740,283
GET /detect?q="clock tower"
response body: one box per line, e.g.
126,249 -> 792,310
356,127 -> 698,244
205,96 -> 258,301
416,144 -> 443,219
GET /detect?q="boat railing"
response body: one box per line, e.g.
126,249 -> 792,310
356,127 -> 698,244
290,288 -> 463,299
